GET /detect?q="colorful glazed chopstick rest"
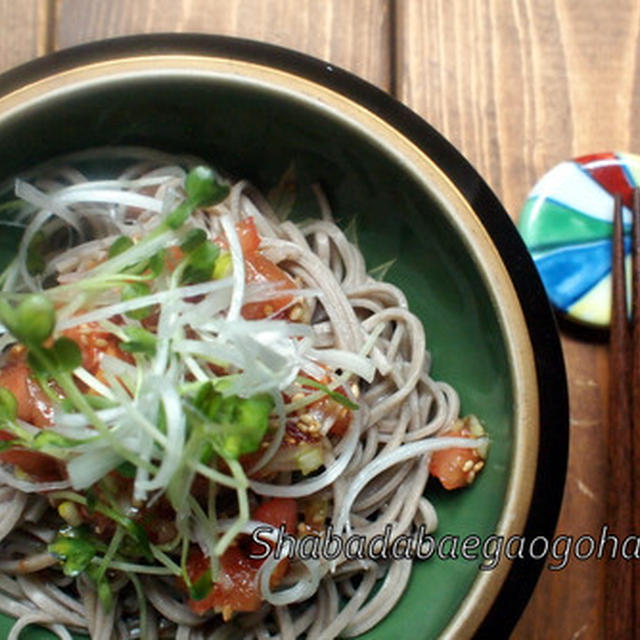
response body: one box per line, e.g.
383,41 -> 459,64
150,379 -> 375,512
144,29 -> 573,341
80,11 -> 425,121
518,152 -> 640,328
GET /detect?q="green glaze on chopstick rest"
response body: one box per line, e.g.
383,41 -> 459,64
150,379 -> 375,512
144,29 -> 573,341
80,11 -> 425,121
518,152 -> 639,329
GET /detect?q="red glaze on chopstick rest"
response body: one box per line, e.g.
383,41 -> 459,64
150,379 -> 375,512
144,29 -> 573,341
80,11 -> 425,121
518,152 -> 640,329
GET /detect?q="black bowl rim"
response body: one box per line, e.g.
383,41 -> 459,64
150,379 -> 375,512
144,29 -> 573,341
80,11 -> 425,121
0,33 -> 569,639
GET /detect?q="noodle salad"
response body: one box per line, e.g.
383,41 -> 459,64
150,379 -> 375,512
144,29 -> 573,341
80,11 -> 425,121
0,149 -> 487,639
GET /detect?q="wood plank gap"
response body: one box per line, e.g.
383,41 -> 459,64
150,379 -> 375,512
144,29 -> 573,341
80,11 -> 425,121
388,0 -> 398,98
44,0 -> 57,54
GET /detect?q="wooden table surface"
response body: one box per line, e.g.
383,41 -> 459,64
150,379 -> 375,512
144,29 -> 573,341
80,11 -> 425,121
0,1 -> 630,638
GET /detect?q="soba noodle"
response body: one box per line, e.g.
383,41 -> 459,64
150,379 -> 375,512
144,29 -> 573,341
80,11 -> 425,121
0,148 -> 486,639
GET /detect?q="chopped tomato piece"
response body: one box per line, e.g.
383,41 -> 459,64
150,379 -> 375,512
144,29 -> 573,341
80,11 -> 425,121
213,217 -> 298,319
62,323 -> 125,377
0,325 -> 129,482
0,448 -> 65,483
308,394 -> 352,437
0,354 -> 52,427
0,351 -> 62,481
242,252 -> 297,320
188,545 -> 262,617
253,497 -> 297,534
187,498 -> 298,618
215,217 -> 261,254
429,417 -> 486,490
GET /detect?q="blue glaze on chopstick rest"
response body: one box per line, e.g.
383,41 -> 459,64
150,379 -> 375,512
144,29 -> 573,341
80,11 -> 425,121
532,237 -> 631,310
518,152 -> 640,328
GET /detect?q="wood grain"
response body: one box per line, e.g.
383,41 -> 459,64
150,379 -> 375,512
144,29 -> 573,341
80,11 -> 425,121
54,0 -> 391,89
0,0 -> 50,73
396,0 -> 640,638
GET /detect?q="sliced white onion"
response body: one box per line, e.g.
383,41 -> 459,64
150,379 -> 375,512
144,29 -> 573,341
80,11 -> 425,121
307,347 -> 376,383
135,384 -> 185,494
67,447 -> 123,490
52,188 -> 165,214
56,277 -> 233,330
220,213 -> 245,321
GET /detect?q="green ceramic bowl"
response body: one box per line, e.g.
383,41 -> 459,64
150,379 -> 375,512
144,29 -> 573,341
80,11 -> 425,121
0,35 -> 567,639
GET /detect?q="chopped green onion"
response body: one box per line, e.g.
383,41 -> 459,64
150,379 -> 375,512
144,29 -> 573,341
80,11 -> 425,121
295,442 -> 325,475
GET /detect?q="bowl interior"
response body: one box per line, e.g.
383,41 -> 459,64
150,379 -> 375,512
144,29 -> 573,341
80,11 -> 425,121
0,74 -> 513,639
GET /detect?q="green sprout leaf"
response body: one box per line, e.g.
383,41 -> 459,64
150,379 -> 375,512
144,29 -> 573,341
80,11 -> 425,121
116,461 -> 137,479
108,235 -> 134,259
27,337 -> 81,377
185,166 -> 230,208
192,383 -> 273,459
148,249 -> 166,277
180,228 -> 207,253
1,293 -> 56,346
48,526 -> 97,577
50,337 -> 82,372
120,326 -> 157,356
181,241 -> 220,285
189,565 -> 213,601
121,282 -> 153,320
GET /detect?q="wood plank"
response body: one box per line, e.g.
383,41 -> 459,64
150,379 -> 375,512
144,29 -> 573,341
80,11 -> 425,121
54,0 -> 391,89
395,1 -> 640,638
0,0 -> 50,73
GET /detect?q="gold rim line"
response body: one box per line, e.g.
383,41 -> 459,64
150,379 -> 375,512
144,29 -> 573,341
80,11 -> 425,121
0,53 -> 540,639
